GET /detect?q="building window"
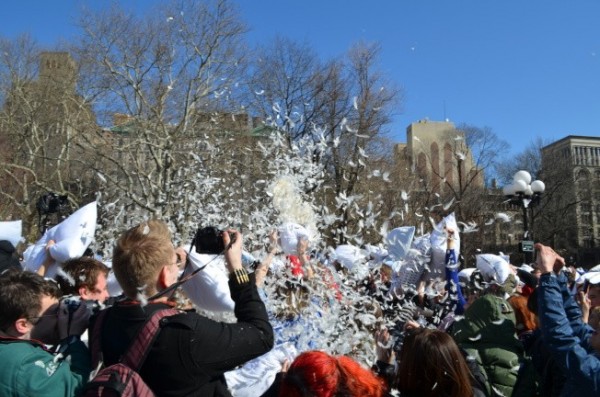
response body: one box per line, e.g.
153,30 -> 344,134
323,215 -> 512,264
581,202 -> 591,213
444,143 -> 453,186
581,213 -> 592,225
431,142 -> 440,191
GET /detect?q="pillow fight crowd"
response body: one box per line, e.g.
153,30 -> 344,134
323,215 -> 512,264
0,203 -> 599,397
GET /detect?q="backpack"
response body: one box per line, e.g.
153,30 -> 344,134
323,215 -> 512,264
83,308 -> 179,397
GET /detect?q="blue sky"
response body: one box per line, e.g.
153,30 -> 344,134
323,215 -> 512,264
3,0 -> 600,156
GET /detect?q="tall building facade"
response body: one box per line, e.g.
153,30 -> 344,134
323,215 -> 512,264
395,119 -> 483,193
541,135 -> 600,267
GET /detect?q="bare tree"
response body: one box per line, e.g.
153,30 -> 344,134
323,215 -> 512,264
0,35 -> 96,237
320,42 -> 401,245
495,137 -> 547,185
70,0 -> 249,238
245,36 -> 331,146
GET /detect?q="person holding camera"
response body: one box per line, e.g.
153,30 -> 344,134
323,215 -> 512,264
90,220 -> 274,396
535,243 -> 600,397
0,269 -> 91,397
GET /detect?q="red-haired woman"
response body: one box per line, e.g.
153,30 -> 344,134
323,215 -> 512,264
275,350 -> 386,397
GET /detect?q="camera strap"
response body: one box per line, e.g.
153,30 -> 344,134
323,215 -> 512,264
149,238 -> 234,302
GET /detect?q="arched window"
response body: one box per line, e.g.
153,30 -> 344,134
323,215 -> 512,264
417,152 -> 427,179
431,142 -> 440,192
577,169 -> 591,199
444,143 -> 453,186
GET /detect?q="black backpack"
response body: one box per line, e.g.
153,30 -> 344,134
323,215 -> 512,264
83,308 -> 179,397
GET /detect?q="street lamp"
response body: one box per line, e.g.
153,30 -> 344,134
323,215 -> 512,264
502,170 -> 545,264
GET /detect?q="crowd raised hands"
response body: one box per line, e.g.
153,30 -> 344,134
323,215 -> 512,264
3,220 -> 600,397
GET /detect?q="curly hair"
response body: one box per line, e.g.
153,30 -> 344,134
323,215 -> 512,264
280,350 -> 385,397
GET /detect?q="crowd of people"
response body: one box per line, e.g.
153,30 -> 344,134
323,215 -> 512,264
1,212 -> 600,397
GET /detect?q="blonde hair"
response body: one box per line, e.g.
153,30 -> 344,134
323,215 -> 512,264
112,220 -> 173,298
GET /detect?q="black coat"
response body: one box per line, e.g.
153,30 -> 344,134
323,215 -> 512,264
0,240 -> 21,274
90,273 -> 274,397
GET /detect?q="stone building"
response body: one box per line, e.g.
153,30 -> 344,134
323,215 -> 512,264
541,135 -> 600,267
395,119 -> 483,194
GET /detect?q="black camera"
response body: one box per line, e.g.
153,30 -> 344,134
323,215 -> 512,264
37,192 -> 69,215
194,227 -> 235,254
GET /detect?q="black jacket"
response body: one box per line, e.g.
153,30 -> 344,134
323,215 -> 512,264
90,272 -> 274,397
0,240 -> 20,274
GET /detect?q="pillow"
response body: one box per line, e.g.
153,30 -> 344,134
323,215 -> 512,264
476,253 -> 511,285
385,226 -> 415,260
0,220 -> 22,248
430,212 -> 461,258
181,248 -> 235,312
334,244 -> 365,271
278,223 -> 311,255
22,202 -> 97,278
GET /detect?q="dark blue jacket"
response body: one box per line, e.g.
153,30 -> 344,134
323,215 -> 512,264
538,272 -> 600,396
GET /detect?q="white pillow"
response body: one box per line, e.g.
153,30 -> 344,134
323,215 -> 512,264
476,254 -> 511,284
364,244 -> 389,263
102,260 -> 123,297
224,343 -> 298,397
385,227 -> 415,260
181,249 -> 235,312
430,212 -> 461,257
334,244 -> 365,271
278,223 -> 311,255
0,220 -> 22,248
23,202 -> 97,278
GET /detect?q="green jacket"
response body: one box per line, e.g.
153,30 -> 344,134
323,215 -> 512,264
0,337 -> 90,397
451,294 -> 524,397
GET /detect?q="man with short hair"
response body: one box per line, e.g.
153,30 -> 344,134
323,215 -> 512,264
91,220 -> 274,396
0,269 -> 90,397
56,256 -> 110,303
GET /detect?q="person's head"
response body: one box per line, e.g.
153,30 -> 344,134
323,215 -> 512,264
396,328 -> 474,397
379,264 -> 393,284
0,269 -> 61,339
112,220 -> 179,299
590,320 -> 600,354
589,306 -> 600,331
508,294 -> 538,334
56,257 -> 110,302
588,284 -> 600,309
280,350 -> 385,397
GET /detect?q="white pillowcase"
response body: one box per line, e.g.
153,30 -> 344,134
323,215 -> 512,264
278,223 -> 311,255
181,248 -> 235,312
476,253 -> 511,285
0,220 -> 22,248
23,202 -> 97,278
386,226 -> 415,260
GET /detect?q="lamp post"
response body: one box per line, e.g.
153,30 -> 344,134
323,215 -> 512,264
502,170 -> 545,264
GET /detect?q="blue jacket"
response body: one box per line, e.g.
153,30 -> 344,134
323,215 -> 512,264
538,272 -> 600,396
